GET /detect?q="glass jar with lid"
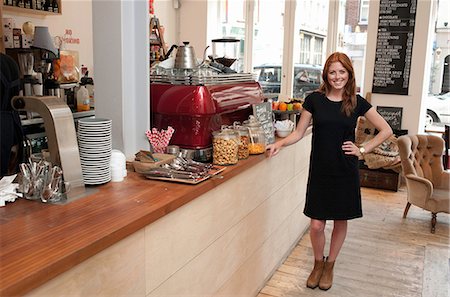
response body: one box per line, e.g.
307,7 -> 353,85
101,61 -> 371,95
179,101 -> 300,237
232,122 -> 250,160
212,128 -> 239,165
243,115 -> 266,155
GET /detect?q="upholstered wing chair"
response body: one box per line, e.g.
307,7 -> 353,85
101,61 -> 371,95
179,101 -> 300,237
398,134 -> 450,233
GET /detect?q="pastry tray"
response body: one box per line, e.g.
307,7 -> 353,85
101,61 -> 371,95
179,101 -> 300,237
144,166 -> 226,184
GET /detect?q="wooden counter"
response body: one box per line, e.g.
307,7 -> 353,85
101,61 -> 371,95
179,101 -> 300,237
1,130 -> 312,297
0,155 -> 265,297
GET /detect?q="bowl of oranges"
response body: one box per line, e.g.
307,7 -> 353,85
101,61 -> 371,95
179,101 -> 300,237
272,99 -> 303,112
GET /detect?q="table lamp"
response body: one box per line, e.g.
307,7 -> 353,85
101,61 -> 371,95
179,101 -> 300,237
32,26 -> 59,59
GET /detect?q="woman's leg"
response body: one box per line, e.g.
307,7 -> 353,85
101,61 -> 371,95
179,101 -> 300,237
319,220 -> 347,290
306,219 -> 327,288
309,219 -> 326,260
328,220 -> 348,261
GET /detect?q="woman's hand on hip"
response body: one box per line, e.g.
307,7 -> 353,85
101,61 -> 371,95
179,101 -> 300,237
342,141 -> 361,157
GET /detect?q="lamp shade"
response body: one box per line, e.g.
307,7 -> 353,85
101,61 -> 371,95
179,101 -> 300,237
32,26 -> 58,59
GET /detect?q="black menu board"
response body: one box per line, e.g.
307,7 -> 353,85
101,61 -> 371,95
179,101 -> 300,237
372,0 -> 417,95
376,106 -> 403,129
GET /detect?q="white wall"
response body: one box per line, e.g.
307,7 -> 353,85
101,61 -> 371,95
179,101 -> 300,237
153,0 -> 177,47
3,0 -> 94,76
363,0 -> 435,134
153,0 -> 210,64
92,0 -> 150,156
177,0 -> 209,56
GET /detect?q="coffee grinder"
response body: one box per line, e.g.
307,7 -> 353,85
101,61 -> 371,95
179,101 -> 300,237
31,26 -> 60,98
211,38 -> 241,72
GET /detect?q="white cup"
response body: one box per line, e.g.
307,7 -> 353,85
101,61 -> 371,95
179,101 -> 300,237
111,149 -> 126,179
111,164 -> 124,182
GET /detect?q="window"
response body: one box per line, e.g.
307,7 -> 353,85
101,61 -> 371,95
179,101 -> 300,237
359,0 -> 369,24
299,34 -> 311,64
336,0 -> 369,93
251,0 -> 285,98
216,0 -> 246,72
213,0 -> 330,99
313,37 -> 324,65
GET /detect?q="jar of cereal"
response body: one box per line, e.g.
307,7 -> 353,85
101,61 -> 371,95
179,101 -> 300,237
243,116 -> 266,155
212,129 -> 239,165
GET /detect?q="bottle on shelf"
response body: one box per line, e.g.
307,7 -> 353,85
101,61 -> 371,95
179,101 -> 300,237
44,0 -> 53,12
80,69 -> 95,108
32,0 -> 41,9
52,0 -> 58,13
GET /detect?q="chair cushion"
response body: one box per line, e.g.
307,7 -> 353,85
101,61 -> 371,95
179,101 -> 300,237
426,188 -> 450,214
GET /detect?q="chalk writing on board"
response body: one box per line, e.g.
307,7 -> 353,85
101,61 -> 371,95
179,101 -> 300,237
252,102 -> 275,144
376,106 -> 403,130
372,0 -> 417,95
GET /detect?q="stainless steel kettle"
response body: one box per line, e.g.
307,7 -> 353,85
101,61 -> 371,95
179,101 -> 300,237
174,41 -> 198,69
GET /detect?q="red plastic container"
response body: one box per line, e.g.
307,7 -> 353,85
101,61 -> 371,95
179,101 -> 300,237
151,82 -> 264,149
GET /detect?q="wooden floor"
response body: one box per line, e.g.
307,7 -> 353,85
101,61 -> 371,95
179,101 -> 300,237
257,186 -> 450,297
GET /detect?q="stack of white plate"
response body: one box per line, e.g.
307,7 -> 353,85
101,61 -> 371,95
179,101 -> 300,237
77,118 -> 112,185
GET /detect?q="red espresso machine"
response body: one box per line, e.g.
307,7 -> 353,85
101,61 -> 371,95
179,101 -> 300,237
150,70 -> 264,161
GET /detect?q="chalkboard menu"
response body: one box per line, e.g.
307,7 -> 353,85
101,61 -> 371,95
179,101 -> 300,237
253,102 -> 275,144
376,106 -> 403,129
372,0 -> 417,95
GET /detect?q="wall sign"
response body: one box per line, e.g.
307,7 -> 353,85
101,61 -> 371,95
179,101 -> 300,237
253,102 -> 275,144
376,106 -> 403,129
372,0 -> 417,95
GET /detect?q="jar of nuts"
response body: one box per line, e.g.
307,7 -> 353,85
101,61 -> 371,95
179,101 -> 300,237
235,126 -> 250,160
212,129 -> 239,165
243,116 -> 266,155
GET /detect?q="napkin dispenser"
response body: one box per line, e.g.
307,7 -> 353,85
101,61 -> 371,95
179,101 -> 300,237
11,96 -> 87,202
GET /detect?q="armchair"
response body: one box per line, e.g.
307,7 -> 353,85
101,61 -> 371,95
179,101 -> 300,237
398,134 -> 450,233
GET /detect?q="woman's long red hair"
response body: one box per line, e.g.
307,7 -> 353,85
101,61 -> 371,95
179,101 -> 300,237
318,52 -> 357,117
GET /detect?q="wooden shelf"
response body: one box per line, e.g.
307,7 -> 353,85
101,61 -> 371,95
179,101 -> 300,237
150,17 -> 167,61
2,2 -> 62,16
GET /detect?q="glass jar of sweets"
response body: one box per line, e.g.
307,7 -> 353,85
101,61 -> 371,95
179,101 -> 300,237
234,125 -> 250,160
243,115 -> 266,155
212,129 -> 239,165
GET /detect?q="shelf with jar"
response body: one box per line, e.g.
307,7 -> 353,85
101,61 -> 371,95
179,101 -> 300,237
2,0 -> 62,15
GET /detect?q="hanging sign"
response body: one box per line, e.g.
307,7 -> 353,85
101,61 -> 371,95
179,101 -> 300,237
372,0 -> 417,95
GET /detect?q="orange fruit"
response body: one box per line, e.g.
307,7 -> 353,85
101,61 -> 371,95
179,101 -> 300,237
272,101 -> 280,110
279,102 -> 287,111
293,102 -> 302,110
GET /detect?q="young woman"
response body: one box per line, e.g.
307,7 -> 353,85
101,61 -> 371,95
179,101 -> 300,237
266,52 -> 392,290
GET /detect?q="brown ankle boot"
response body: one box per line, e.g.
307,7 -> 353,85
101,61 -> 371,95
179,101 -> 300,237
306,257 -> 325,289
319,257 -> 335,290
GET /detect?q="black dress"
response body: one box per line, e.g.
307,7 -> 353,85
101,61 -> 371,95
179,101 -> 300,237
0,53 -> 22,177
302,92 -> 372,220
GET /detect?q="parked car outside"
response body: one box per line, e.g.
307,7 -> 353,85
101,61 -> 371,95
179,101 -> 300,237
425,92 -> 450,127
253,64 -> 322,99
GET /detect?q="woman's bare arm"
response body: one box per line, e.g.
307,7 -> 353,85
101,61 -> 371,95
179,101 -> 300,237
266,110 -> 313,157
